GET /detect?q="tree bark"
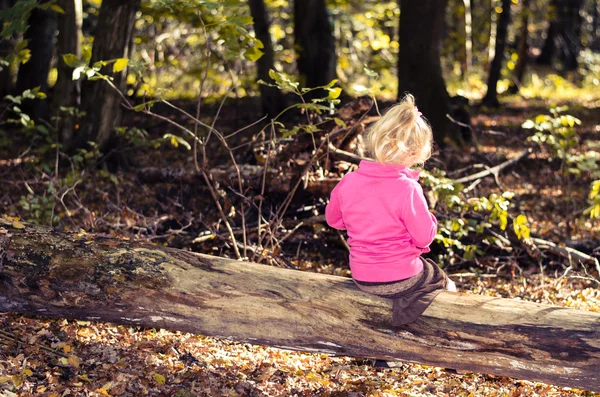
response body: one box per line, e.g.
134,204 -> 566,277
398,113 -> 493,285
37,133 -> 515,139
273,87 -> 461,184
1,223 -> 600,392
53,0 -> 83,152
398,0 -> 461,145
508,0 -> 529,94
14,3 -> 58,121
248,0 -> 284,117
293,0 -> 336,93
482,0 -> 511,107
75,0 -> 140,154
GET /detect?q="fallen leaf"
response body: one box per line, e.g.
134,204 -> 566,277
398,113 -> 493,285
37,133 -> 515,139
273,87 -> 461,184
154,373 -> 166,385
68,355 -> 80,368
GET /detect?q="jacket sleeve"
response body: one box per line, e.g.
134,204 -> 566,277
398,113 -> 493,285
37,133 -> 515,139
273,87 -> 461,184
400,181 -> 437,249
326,181 -> 346,230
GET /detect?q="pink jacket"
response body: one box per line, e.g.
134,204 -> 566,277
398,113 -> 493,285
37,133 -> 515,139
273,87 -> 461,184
325,160 -> 437,282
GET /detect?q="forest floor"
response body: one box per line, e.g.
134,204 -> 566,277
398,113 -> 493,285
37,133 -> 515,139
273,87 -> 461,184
1,93 -> 600,397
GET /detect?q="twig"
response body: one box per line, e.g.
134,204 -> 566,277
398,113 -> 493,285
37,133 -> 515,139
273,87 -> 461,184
253,124 -> 275,261
327,142 -> 371,164
0,329 -> 69,358
336,230 -> 350,252
452,272 -> 498,278
199,169 -> 241,259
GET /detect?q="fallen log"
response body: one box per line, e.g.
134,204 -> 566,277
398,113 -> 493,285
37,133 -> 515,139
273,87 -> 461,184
1,223 -> 599,391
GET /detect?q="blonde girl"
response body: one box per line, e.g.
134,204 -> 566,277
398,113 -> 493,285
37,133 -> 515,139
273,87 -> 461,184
326,93 -> 455,326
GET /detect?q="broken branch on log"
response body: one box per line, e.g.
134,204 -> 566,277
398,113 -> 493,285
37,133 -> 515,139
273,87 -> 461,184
530,237 -> 600,272
1,223 -> 599,391
453,148 -> 532,184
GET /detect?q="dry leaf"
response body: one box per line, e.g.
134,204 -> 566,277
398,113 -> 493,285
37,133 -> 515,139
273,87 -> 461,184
96,388 -> 110,396
68,355 -> 80,368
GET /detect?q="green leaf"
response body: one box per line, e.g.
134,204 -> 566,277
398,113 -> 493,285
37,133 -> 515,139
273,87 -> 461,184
513,214 -> 530,240
323,79 -> 338,89
244,47 -> 264,62
72,66 -> 85,80
113,58 -> 129,73
50,4 -> 65,14
163,134 -> 191,150
521,119 -> 535,129
328,87 -> 342,100
333,118 -> 347,128
92,60 -> 107,69
62,53 -> 81,68
4,95 -> 20,104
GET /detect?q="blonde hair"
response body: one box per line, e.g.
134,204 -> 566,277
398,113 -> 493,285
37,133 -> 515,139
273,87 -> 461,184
365,94 -> 433,167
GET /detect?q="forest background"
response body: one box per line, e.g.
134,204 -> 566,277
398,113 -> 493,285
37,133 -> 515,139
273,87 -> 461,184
1,0 -> 600,396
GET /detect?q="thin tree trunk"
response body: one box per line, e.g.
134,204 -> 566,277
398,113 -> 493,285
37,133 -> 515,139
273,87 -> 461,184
464,0 -> 473,76
508,0 -> 529,93
15,4 -> 57,121
482,0 -> 511,107
293,0 -> 336,93
487,0 -> 497,68
0,0 -> 17,99
2,224 -> 600,391
248,0 -> 284,117
53,0 -> 82,152
75,0 -> 140,155
398,0 -> 460,145
559,0 -> 583,71
593,0 -> 599,41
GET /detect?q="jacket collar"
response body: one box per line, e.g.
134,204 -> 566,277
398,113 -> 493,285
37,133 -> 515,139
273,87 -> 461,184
356,160 -> 420,180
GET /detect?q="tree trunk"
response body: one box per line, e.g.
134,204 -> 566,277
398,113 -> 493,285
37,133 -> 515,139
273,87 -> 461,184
1,225 -> 600,391
398,0 -> 461,146
248,0 -> 284,117
508,0 -> 529,94
559,0 -> 583,71
53,0 -> 82,152
463,0 -> 473,77
536,0 -> 583,71
293,0 -> 336,93
75,0 -> 140,155
537,19 -> 556,65
14,4 -> 57,121
482,0 -> 511,107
